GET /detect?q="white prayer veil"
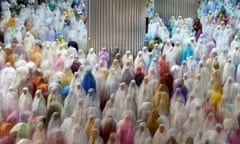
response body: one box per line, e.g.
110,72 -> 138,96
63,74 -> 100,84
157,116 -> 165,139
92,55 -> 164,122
32,89 -> 46,116
106,68 -> 120,97
134,122 -> 151,144
19,87 -> 33,112
69,123 -> 87,144
47,112 -> 61,136
153,124 -> 167,144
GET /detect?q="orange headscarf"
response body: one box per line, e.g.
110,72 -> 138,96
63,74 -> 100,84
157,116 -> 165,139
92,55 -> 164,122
0,123 -> 14,136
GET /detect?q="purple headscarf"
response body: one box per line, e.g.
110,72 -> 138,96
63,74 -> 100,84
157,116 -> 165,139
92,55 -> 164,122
97,48 -> 110,68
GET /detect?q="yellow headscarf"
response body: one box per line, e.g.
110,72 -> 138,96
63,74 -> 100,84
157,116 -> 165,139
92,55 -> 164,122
147,108 -> 159,136
210,90 -> 222,110
153,91 -> 169,116
60,67 -> 73,87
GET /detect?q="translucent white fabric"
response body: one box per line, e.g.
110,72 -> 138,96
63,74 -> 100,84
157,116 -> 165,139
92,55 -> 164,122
19,87 -> 33,112
134,122 -> 151,144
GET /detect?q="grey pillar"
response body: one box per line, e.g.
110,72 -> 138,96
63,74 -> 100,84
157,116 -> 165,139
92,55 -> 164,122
154,0 -> 198,19
88,0 -> 146,56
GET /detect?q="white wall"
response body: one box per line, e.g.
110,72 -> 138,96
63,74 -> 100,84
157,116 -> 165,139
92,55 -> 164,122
154,0 -> 199,18
87,0 -> 146,56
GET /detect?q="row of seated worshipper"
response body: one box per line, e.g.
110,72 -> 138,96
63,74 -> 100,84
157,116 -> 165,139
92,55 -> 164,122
0,0 -> 240,144
0,35 -> 240,143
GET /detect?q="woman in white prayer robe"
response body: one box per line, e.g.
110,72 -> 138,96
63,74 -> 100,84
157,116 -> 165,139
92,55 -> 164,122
153,124 -> 167,144
103,94 -> 116,118
145,137 -> 153,144
87,48 -> 97,68
151,44 -> 162,60
122,94 -> 137,121
72,98 -> 86,123
23,31 -> 36,55
183,73 -> 193,94
201,124 -> 226,144
236,64 -> 240,83
202,112 -> 217,132
135,55 -> 147,76
134,122 -> 151,144
157,115 -> 170,131
171,28 -> 182,43
165,45 -> 178,68
218,97 -> 235,122
138,102 -> 153,122
0,47 -> 5,69
122,51 -> 134,67
63,91 -> 78,118
77,65 -> 85,81
32,89 -> 46,116
60,114 -> 76,136
47,112 -> 61,137
178,61 -> 188,79
176,126 -> 188,144
148,68 -> 159,90
223,118 -> 234,133
234,94 -> 240,115
110,59 -> 122,77
162,39 -> 172,55
197,62 -> 210,91
170,99 -> 187,131
189,101 -> 204,125
213,25 -> 224,49
195,39 -> 206,61
222,25 -> 234,48
69,123 -> 88,144
223,76 -> 234,103
222,58 -> 235,84
19,87 -> 33,113
86,106 -> 102,121
230,45 -> 240,75
148,57 -> 159,79
186,56 -> 196,75
106,69 -> 120,97
0,63 -> 16,95
142,46 -> 150,65
173,41 -> 183,65
84,88 -> 99,109
182,115 -> 199,138
161,27 -> 170,42
32,122 -> 46,143
138,77 -> 153,110
185,95 -> 196,114
191,73 -> 205,99
128,80 -> 139,104
230,36 -> 239,52
134,51 -> 144,70
75,81 -> 86,98
5,86 -> 19,117
93,63 -> 107,104
180,24 -> 191,42
113,83 -> 127,120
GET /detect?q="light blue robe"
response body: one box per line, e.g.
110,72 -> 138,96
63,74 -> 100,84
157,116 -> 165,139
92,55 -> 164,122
181,44 -> 194,62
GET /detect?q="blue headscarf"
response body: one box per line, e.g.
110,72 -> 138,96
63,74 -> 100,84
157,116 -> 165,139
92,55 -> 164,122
82,69 -> 96,94
181,43 -> 194,62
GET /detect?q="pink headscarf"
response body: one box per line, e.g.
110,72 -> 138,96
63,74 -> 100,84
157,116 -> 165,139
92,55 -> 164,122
7,111 -> 20,124
117,115 -> 135,144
